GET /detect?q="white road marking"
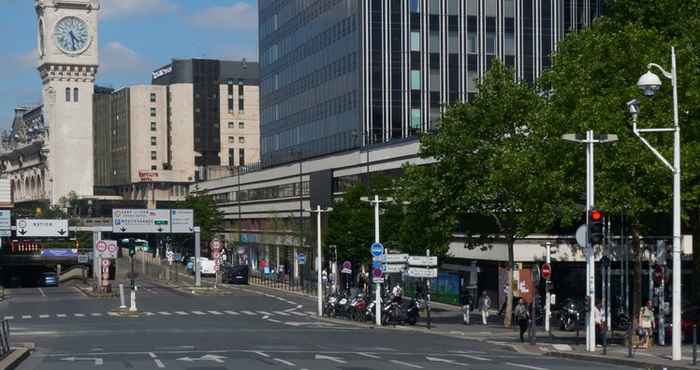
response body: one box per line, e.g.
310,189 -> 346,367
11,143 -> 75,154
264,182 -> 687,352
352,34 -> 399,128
158,312 -> 172,316
315,354 -> 347,364
108,312 -> 119,316
284,307 -> 296,313
224,311 -> 239,315
73,287 -> 87,297
390,360 -> 424,368
38,288 -> 46,297
305,311 -> 316,316
91,313 -> 102,317
291,311 -> 306,317
56,314 -> 67,318
74,313 -> 85,317
2,316 -> 12,320
256,311 -> 272,316
154,359 -> 165,368
191,311 -> 206,315
274,358 -> 296,366
273,311 -> 290,316
267,319 -> 282,323
174,311 -> 188,315
207,311 -> 223,315
356,353 -> 381,359
505,362 -> 551,370
39,314 -> 50,319
21,315 -> 31,319
253,351 -> 270,358
426,357 -> 468,366
457,354 -> 491,361
241,310 -> 256,315
551,344 -> 572,351
95,358 -> 103,365
148,352 -> 157,359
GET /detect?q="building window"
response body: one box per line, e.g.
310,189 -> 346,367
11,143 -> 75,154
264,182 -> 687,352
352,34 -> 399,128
410,0 -> 420,13
239,148 -> 245,166
239,137 -> 245,144
238,99 -> 244,112
228,148 -> 235,167
151,136 -> 157,146
73,88 -> 79,102
410,32 -> 421,51
227,83 -> 234,96
228,122 -> 235,128
150,93 -> 156,102
150,151 -> 157,160
411,70 -> 421,90
65,88 -> 71,102
228,98 -> 234,112
411,109 -> 421,129
150,107 -> 156,117
238,122 -> 245,129
228,136 -> 235,143
150,122 -> 157,131
151,165 -> 157,170
238,81 -> 244,96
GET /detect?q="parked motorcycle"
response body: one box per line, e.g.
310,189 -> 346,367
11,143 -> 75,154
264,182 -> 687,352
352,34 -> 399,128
559,298 -> 584,331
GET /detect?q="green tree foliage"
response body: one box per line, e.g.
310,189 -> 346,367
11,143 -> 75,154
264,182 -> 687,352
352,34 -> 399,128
325,184 -> 375,267
176,193 -> 224,242
402,60 -> 576,327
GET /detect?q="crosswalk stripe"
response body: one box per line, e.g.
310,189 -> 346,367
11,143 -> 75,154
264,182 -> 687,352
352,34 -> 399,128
21,315 -> 31,319
257,311 -> 272,316
192,311 -> 206,315
108,312 -> 120,316
74,313 -> 85,317
143,312 -> 155,316
241,311 -> 256,315
2,316 -> 13,320
91,313 -> 102,317
56,314 -> 67,318
158,312 -> 172,316
207,311 -> 223,315
390,360 -> 424,368
273,311 -> 290,316
305,311 -> 316,316
291,311 -> 306,317
224,311 -> 240,315
39,314 -> 50,319
175,311 -> 189,315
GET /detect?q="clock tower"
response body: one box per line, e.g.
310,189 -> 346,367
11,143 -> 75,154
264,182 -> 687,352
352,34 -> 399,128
35,0 -> 99,204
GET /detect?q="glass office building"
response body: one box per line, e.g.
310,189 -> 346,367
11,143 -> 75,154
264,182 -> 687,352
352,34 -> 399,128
259,0 -> 602,165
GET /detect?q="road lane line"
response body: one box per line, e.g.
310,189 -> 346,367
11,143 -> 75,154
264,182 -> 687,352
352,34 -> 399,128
457,354 -> 491,361
207,311 -> 223,315
241,311 -> 256,315
191,311 -> 206,315
256,311 -> 272,316
21,315 -> 31,319
74,313 -> 85,317
56,314 -> 67,318
154,359 -> 165,368
356,353 -> 381,359
38,288 -> 46,297
390,360 -> 424,368
273,311 -> 290,316
174,311 -> 188,315
2,316 -> 12,320
158,312 -> 172,316
505,362 -> 550,370
224,311 -> 240,315
274,358 -> 296,366
253,351 -> 270,358
39,315 -> 50,319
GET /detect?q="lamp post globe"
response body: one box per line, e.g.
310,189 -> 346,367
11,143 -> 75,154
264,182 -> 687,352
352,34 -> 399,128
637,70 -> 662,96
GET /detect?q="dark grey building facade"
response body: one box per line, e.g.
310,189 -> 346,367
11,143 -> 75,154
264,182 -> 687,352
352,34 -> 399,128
152,59 -> 260,168
259,0 -> 602,165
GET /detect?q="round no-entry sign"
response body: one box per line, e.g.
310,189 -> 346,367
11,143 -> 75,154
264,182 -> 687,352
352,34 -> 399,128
101,259 -> 111,267
542,263 -> 552,280
96,240 -> 107,252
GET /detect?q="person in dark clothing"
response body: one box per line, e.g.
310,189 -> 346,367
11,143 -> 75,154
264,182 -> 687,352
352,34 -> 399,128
459,288 -> 473,325
514,298 -> 530,342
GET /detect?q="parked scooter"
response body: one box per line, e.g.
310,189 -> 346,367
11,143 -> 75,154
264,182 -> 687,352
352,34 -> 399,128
559,298 -> 584,331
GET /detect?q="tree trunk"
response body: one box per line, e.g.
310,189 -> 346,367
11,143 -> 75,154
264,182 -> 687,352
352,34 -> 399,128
632,223 -> 642,323
504,238 -> 515,328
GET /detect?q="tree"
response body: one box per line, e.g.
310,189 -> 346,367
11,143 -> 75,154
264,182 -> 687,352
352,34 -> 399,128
540,9 -> 700,315
403,60 -> 577,327
325,184 -> 374,267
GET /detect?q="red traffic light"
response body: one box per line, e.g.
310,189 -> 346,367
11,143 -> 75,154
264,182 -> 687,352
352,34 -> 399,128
590,209 -> 603,222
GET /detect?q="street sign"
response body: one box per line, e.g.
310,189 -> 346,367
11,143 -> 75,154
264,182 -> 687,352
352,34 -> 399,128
407,267 -> 438,278
209,239 -> 223,251
297,252 -> 306,265
370,242 -> 384,257
0,230 -> 9,237
0,210 -> 10,231
383,263 -> 406,273
372,267 -> 384,283
113,209 -> 170,233
78,254 -> 89,264
171,209 -> 194,233
542,263 -> 552,280
575,224 -> 587,247
95,240 -> 118,259
408,256 -> 438,266
16,219 -> 69,237
341,260 -> 352,274
383,254 -> 408,263
41,248 -> 78,257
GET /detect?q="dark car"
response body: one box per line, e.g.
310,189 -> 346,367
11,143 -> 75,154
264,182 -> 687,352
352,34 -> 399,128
39,272 -> 59,287
223,265 -> 249,284
663,306 -> 700,343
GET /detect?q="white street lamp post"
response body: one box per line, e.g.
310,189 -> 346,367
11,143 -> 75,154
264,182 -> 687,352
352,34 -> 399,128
629,46 -> 682,361
306,205 -> 333,318
361,195 -> 391,326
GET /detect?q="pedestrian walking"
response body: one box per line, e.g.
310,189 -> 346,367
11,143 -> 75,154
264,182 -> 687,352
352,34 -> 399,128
478,291 -> 491,325
638,300 -> 655,349
460,288 -> 473,325
593,303 -> 603,344
514,298 -> 530,342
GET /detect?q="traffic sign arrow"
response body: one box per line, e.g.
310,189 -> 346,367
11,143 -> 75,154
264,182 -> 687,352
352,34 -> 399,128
61,357 -> 103,365
18,229 -> 26,235
157,227 -> 163,233
315,354 -> 347,364
58,229 -> 66,235
120,226 -> 127,232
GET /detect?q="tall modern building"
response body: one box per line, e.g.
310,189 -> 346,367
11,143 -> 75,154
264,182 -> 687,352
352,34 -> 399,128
151,59 -> 260,179
259,0 -> 602,165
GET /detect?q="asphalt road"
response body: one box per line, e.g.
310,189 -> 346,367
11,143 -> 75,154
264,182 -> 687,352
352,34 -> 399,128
0,282 -> 644,370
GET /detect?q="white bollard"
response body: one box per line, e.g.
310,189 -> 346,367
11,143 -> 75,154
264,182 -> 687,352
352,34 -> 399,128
129,289 -> 137,312
119,284 -> 126,309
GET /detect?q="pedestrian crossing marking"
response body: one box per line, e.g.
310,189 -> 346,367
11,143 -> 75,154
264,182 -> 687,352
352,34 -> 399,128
21,315 -> 31,319
158,312 -> 172,316
2,316 -> 12,320
74,313 -> 85,317
192,311 -> 206,315
91,313 -> 102,317
175,311 -> 189,315
39,314 -> 50,319
207,311 -> 223,315
3,308 -> 316,322
257,311 -> 272,316
224,311 -> 240,315
241,310 -> 256,315
291,311 -> 306,317
273,311 -> 290,316
56,314 -> 67,318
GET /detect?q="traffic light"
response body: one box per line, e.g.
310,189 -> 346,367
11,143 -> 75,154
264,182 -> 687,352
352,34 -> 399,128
128,238 -> 136,257
588,208 -> 604,245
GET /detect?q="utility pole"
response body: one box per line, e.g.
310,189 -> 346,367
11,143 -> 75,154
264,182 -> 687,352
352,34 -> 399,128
362,195 -> 390,326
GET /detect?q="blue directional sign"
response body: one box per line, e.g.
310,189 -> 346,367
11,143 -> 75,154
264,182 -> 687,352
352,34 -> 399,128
370,242 -> 384,257
298,252 -> 306,265
372,259 -> 382,270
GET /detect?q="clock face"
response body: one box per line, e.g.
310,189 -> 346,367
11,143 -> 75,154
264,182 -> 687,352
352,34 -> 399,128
53,16 -> 90,54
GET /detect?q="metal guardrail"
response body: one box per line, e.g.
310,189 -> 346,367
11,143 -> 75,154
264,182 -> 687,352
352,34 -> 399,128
249,271 -> 318,297
0,319 -> 11,358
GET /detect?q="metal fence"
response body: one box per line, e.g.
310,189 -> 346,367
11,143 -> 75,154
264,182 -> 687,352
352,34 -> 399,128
249,271 -> 318,297
0,319 -> 11,359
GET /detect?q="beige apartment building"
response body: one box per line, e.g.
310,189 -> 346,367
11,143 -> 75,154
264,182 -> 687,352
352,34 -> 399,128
219,82 -> 260,169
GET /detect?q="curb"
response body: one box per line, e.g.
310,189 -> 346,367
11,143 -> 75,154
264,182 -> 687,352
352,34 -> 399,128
546,350 -> 699,370
0,347 -> 31,370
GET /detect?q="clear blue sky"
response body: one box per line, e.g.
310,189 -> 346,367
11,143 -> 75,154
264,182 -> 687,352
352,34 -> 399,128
0,0 -> 258,130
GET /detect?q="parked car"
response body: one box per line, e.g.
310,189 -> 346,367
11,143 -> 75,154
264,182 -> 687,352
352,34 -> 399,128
38,272 -> 58,287
663,306 -> 700,343
222,265 -> 249,284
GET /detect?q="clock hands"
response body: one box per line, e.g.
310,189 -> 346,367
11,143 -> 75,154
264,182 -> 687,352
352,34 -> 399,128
69,31 -> 79,50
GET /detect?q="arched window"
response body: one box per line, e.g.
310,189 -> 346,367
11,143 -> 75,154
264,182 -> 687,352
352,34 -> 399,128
73,87 -> 79,102
65,87 -> 71,102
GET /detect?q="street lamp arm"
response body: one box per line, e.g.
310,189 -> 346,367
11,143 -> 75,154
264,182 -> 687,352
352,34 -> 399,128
647,63 -> 673,80
632,130 -> 675,172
